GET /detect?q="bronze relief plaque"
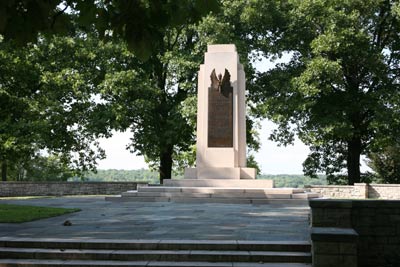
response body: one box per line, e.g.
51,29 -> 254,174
208,69 -> 233,147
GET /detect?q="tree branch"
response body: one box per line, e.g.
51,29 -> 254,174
170,25 -> 185,49
51,1 -> 72,29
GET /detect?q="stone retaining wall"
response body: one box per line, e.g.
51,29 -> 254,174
0,182 -> 146,197
310,199 -> 400,267
307,183 -> 400,199
306,184 -> 364,199
368,184 -> 400,199
311,227 -> 358,267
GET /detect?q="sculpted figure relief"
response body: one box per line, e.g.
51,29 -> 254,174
208,68 -> 233,147
210,69 -> 231,97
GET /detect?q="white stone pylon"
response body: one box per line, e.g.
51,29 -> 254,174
184,44 -> 256,179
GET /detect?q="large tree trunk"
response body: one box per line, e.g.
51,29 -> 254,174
1,161 -> 7,182
159,145 -> 173,184
347,138 -> 361,185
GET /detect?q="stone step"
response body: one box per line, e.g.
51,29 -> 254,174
120,187 -> 319,202
138,187 -> 306,194
124,192 -> 295,199
163,179 -> 274,188
105,196 -> 310,205
119,186 -> 320,204
0,259 -> 312,267
0,238 -> 311,252
0,239 -> 311,266
122,192 -> 213,198
0,248 -> 311,263
291,193 -> 320,199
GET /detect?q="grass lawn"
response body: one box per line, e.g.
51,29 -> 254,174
0,204 -> 80,223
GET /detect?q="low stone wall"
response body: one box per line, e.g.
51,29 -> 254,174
307,184 -> 364,199
310,199 -> 400,267
307,183 -> 400,199
0,182 -> 146,197
368,184 -> 400,199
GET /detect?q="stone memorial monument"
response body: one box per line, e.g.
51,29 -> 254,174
111,45 -> 322,199
184,44 -> 256,180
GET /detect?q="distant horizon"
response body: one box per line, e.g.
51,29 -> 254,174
94,168 -> 306,175
92,168 -> 327,176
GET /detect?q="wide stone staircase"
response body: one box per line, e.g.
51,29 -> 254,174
0,238 -> 312,267
106,184 -> 319,205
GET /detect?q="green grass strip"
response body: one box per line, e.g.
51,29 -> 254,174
0,204 -> 80,223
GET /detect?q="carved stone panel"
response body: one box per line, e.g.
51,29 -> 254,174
208,69 -> 233,147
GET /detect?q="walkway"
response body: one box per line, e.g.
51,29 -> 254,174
0,196 -> 310,241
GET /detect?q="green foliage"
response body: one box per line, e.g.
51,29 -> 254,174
0,35 -> 118,180
99,26 -> 200,182
10,154 -> 75,182
0,40 -> 40,179
0,0 -> 68,44
246,0 -> 400,184
173,144 -> 197,177
99,2 -> 261,182
0,204 -> 80,223
246,154 -> 261,174
367,143 -> 400,184
0,1 -> 222,182
101,0 -> 220,60
0,0 -> 219,60
257,174 -> 327,188
1,1 -> 265,182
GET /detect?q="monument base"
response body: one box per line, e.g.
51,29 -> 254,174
164,178 -> 274,188
184,167 -> 256,179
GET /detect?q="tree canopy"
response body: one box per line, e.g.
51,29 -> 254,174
0,35 -> 114,180
0,0 -> 219,60
98,1 -> 260,183
246,0 -> 400,184
2,0 -> 400,184
0,1 -> 221,182
367,141 -> 400,184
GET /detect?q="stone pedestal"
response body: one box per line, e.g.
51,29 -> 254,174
184,44 -> 256,180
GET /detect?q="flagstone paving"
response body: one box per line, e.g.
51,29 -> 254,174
0,196 -> 310,241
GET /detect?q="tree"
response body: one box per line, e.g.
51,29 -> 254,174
245,0 -> 400,184
1,1 -> 221,183
1,1 -> 265,183
0,35 -> 118,180
9,153 -> 75,182
0,40 -> 43,181
99,1 -> 261,184
0,0 -> 219,60
97,26 -> 199,184
100,25 -> 220,184
367,142 -> 400,184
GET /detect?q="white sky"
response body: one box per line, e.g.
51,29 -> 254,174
97,131 -> 148,170
96,53 -> 369,174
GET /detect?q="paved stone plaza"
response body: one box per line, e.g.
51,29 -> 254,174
0,196 -> 310,241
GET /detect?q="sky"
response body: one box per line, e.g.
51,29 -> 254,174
96,53 -> 369,174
